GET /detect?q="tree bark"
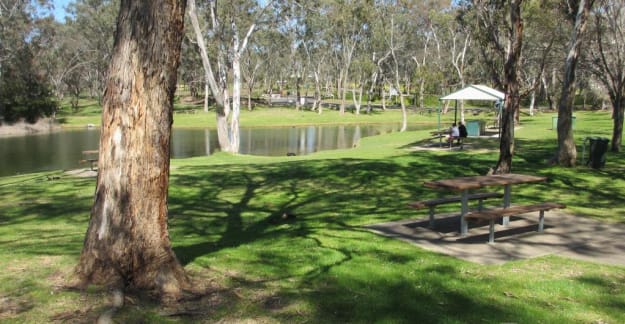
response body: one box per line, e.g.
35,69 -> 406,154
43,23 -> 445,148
554,0 -> 594,166
75,0 -> 188,299
610,92 -> 624,151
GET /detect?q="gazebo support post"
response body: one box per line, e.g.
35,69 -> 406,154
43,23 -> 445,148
438,99 -> 442,147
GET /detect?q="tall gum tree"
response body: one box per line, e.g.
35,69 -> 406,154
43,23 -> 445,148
554,0 -> 595,166
75,0 -> 188,300
325,0 -> 370,115
187,0 -> 272,153
471,0 -> 524,173
589,0 -> 624,152
495,0 -> 524,174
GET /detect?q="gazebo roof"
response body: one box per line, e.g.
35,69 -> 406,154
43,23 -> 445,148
440,85 -> 505,101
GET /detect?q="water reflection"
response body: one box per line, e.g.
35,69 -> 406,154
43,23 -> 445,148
0,123 -> 422,176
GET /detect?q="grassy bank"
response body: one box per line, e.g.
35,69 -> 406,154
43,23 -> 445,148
55,95 -> 487,129
1,110 -> 624,322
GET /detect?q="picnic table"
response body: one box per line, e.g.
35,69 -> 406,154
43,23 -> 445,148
430,130 -> 448,137
81,150 -> 99,171
429,130 -> 448,147
423,173 -> 547,236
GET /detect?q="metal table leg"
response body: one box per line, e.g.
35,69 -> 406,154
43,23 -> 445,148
502,184 -> 511,226
460,189 -> 469,235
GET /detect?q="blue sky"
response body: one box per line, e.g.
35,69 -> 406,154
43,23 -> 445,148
51,0 -> 72,22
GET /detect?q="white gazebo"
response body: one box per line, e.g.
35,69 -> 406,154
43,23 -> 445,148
437,84 -> 506,135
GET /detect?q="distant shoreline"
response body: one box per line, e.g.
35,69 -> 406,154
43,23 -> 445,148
0,119 -> 61,137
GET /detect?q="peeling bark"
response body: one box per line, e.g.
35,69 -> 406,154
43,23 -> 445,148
75,0 -> 188,300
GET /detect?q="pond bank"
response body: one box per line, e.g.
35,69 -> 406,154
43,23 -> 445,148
0,119 -> 60,137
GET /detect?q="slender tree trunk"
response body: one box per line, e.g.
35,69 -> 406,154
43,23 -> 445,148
231,56 -> 242,154
216,89 -> 232,152
188,0 -> 223,110
382,88 -> 387,110
340,74 -> 348,114
391,53 -> 407,132
314,70 -> 322,114
247,84 -> 253,111
295,76 -> 302,111
611,93 -> 624,151
554,0 -> 594,166
189,0 -> 232,151
75,0 -> 188,299
204,84 -> 210,112
494,0 -> 524,174
418,79 -> 425,110
399,90 -> 407,132
367,70 -> 377,113
529,77 -> 536,116
351,75 -> 363,115
542,74 -> 553,110
230,17 -> 257,153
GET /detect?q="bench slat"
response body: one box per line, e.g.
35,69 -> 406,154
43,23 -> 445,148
465,202 -> 565,243
464,202 -> 566,221
408,192 -> 503,209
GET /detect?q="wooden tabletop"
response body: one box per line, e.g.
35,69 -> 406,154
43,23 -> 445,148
424,173 -> 547,191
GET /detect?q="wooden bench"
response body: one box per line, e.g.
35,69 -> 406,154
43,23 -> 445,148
464,202 -> 566,243
452,136 -> 465,149
429,131 -> 465,149
408,192 -> 504,228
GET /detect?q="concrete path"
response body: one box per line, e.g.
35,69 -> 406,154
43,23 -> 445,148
366,210 -> 625,266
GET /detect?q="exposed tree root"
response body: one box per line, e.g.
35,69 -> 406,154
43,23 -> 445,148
96,289 -> 124,324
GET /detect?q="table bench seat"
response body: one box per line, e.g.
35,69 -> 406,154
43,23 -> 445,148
465,202 -> 566,243
408,192 -> 504,228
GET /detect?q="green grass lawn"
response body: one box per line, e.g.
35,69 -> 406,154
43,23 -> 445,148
54,94 -> 490,129
1,109 -> 624,323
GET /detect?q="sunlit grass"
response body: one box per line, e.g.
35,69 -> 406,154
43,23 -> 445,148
1,110 -> 624,322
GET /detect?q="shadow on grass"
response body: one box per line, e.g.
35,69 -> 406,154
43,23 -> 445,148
164,140 -> 625,322
2,129 -> 624,322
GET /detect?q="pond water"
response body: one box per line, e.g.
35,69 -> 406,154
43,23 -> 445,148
0,123 -> 424,177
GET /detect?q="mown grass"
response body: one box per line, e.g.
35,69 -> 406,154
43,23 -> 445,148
1,109 -> 624,323
54,94 -> 494,129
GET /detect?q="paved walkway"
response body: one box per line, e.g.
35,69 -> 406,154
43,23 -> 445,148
366,210 -> 625,266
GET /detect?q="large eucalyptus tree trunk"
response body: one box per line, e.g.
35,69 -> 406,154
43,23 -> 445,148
75,0 -> 188,298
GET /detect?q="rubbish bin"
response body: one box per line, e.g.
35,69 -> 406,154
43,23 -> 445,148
584,137 -> 609,169
466,120 -> 484,136
552,115 -> 576,130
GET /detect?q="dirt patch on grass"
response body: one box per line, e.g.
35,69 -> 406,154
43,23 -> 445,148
64,169 -> 98,178
0,296 -> 34,320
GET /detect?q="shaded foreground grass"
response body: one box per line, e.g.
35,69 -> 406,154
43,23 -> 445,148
1,111 -> 624,323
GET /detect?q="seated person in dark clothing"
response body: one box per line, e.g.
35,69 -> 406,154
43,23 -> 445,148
458,122 -> 468,139
456,122 -> 468,145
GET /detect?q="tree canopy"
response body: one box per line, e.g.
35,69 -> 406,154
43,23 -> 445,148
5,0 -> 624,154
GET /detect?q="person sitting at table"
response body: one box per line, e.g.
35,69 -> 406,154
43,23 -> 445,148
458,122 -> 468,144
448,123 -> 460,143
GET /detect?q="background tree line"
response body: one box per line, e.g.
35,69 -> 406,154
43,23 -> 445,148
1,0 -> 623,154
